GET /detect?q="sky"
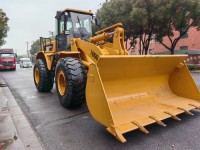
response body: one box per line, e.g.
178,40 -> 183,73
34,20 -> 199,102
0,0 -> 106,55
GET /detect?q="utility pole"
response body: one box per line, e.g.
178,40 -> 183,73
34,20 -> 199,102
49,31 -> 54,37
26,42 -> 29,58
30,41 -> 35,62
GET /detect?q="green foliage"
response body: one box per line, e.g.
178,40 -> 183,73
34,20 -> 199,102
0,9 -> 9,46
155,0 -> 200,54
187,64 -> 197,71
130,0 -> 171,54
96,0 -> 200,55
16,55 -> 23,64
30,36 -> 55,55
30,39 -> 40,55
96,0 -> 170,54
96,0 -> 135,39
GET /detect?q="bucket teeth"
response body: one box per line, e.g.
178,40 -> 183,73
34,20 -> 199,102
149,116 -> 167,127
164,111 -> 181,121
177,107 -> 194,115
189,104 -> 200,110
106,127 -> 126,143
132,121 -> 149,134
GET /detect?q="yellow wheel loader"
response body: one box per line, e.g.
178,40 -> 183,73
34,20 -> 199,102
33,8 -> 200,143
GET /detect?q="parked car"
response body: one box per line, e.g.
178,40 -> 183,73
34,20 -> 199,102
20,58 -> 32,68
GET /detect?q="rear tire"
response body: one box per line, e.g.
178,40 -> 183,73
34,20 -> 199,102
33,59 -> 54,92
55,57 -> 87,108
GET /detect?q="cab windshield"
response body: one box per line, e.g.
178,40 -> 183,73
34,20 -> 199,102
23,60 -> 31,62
70,12 -> 92,39
0,53 -> 14,58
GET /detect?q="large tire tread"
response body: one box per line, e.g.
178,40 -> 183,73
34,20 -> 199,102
34,59 -> 54,92
55,57 -> 87,108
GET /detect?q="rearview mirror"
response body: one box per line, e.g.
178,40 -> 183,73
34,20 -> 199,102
95,17 -> 100,27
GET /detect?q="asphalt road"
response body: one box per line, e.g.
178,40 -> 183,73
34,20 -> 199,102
0,65 -> 200,150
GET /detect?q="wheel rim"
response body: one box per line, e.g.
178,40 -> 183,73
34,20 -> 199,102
57,70 -> 66,96
34,68 -> 40,84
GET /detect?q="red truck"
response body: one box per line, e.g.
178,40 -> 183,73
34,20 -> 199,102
0,49 -> 17,70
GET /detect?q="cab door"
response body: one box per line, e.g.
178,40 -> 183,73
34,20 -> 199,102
56,13 -> 72,51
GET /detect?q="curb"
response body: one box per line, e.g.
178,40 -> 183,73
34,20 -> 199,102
190,70 -> 200,73
0,78 -> 45,150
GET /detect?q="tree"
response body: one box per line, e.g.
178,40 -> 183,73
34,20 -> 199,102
96,0 -> 200,55
30,36 -> 55,55
155,0 -> 200,54
16,55 -> 23,64
30,39 -> 40,55
0,9 -> 9,46
96,0 -> 137,49
96,0 -> 171,55
130,0 -> 173,54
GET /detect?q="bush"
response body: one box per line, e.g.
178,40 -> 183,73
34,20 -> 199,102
187,64 -> 197,71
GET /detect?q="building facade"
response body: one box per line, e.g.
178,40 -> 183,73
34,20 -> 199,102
128,26 -> 200,55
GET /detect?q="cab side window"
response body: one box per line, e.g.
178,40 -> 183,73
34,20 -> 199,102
59,15 -> 65,34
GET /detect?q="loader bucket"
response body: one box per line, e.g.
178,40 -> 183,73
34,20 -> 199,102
86,55 -> 200,143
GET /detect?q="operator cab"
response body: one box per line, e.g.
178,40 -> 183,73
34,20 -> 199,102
55,8 -> 94,51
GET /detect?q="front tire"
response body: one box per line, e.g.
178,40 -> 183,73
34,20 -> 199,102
33,59 -> 54,92
55,57 -> 87,108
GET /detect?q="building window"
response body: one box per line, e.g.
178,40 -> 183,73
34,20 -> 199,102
181,32 -> 188,39
149,48 -> 153,54
180,46 -> 188,50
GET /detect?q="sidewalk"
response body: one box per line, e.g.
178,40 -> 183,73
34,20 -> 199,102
191,70 -> 200,73
0,78 -> 45,150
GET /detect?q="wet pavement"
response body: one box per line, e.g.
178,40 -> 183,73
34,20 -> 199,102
192,72 -> 200,88
0,65 -> 200,150
0,77 -> 43,150
0,81 -> 24,150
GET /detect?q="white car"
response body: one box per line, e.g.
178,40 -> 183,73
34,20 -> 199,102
20,58 -> 32,68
